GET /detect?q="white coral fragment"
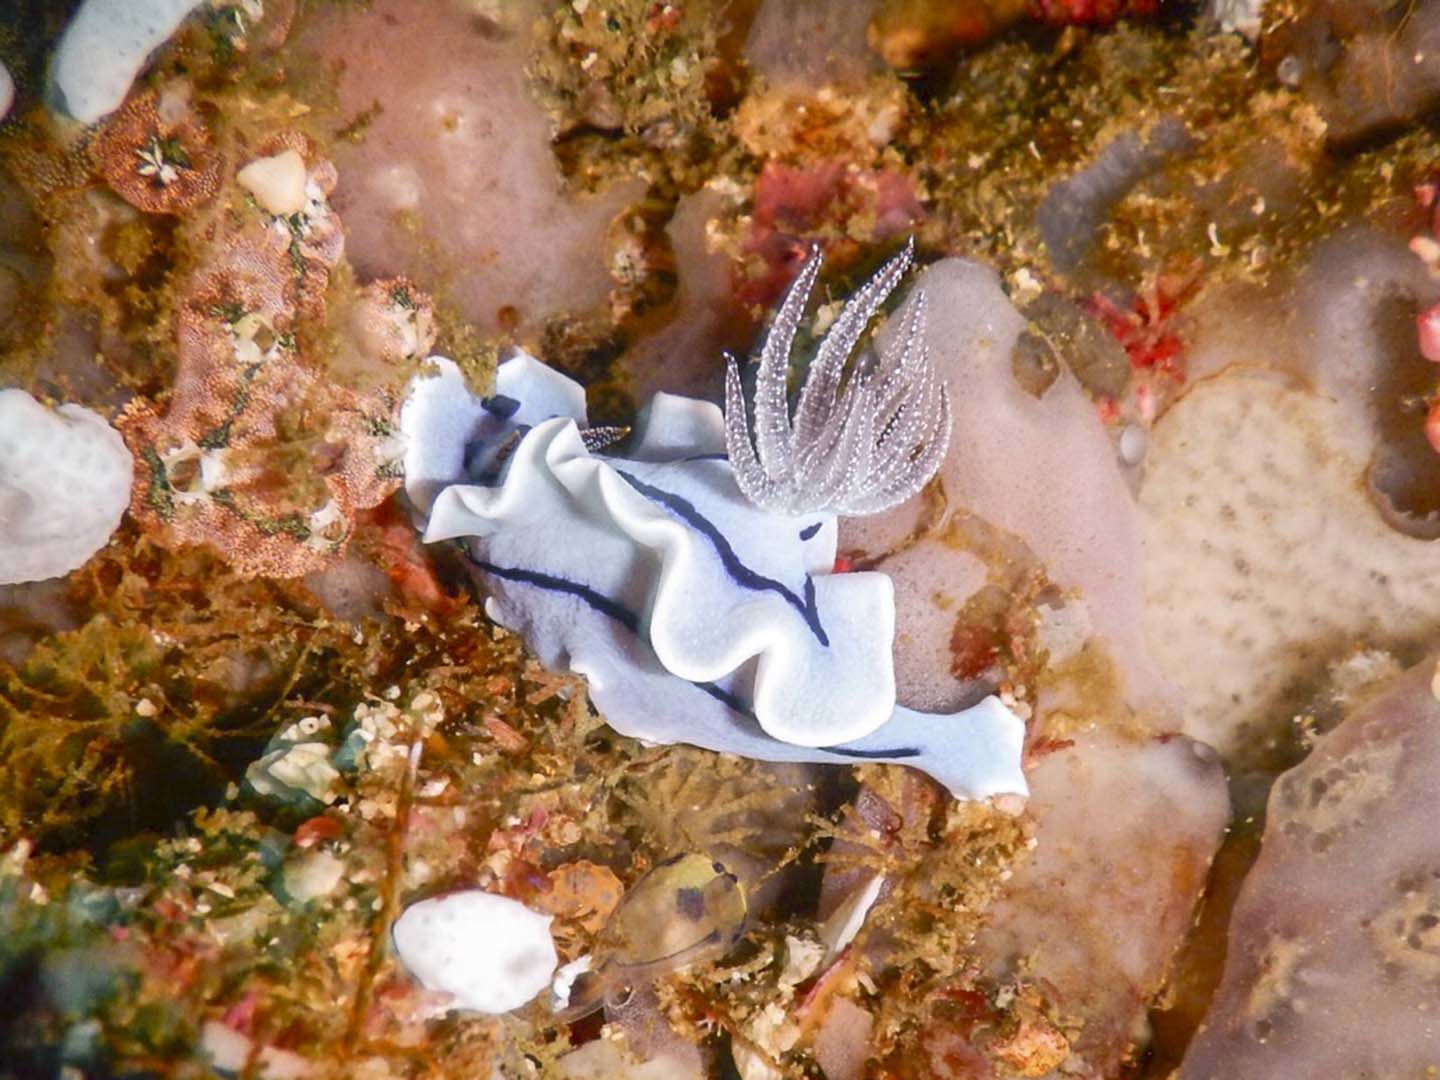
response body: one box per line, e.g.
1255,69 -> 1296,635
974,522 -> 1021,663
392,890 -> 558,1015
0,390 -> 133,585
238,149 -> 309,217
243,741 -> 340,805
724,241 -> 950,517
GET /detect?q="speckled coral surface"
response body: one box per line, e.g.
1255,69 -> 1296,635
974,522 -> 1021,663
1139,371 -> 1440,763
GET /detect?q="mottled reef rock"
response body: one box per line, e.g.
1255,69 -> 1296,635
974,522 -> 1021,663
845,258 -> 1174,724
298,0 -> 640,338
1141,227 -> 1440,767
1182,655 -> 1440,1078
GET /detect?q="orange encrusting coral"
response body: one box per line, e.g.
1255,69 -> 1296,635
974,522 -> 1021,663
116,136 -> 429,578
92,89 -> 223,216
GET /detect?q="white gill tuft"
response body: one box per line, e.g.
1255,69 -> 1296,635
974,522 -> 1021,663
723,240 -> 951,517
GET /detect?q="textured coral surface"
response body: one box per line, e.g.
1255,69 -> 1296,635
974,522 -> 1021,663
1142,373 -> 1440,765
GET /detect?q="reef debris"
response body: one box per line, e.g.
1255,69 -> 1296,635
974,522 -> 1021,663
117,135 -> 413,578
1037,118 -> 1193,275
735,157 -> 922,310
1263,0 -> 1440,149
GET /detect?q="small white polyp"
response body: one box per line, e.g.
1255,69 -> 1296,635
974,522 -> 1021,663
391,890 -> 558,1015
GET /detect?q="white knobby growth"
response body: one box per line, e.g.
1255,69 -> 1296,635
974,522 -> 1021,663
392,889 -> 558,1015
724,240 -> 951,518
49,0 -> 205,124
0,390 -> 133,585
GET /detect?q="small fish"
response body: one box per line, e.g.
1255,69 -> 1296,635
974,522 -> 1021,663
552,852 -> 748,1020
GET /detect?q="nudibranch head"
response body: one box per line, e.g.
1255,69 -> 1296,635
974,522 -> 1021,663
723,240 -> 951,518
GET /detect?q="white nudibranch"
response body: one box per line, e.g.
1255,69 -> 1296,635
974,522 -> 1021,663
398,255 -> 1027,803
724,241 -> 951,518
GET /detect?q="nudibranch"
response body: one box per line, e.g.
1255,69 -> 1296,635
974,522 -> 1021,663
400,247 -> 1027,802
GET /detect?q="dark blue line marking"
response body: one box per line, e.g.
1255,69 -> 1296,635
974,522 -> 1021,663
614,470 -> 829,647
472,555 -> 762,720
799,522 -> 822,541
824,745 -> 920,759
694,680 -> 753,716
481,394 -> 520,419
681,452 -> 729,462
470,554 -> 764,725
470,559 -> 639,634
467,555 -> 917,761
694,680 -> 916,758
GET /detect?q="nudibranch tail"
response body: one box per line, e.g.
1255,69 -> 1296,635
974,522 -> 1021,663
723,239 -> 951,518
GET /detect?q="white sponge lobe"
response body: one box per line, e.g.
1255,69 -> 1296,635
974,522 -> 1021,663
0,390 -> 133,585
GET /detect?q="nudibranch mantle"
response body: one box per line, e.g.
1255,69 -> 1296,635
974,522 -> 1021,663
401,354 -> 1027,801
